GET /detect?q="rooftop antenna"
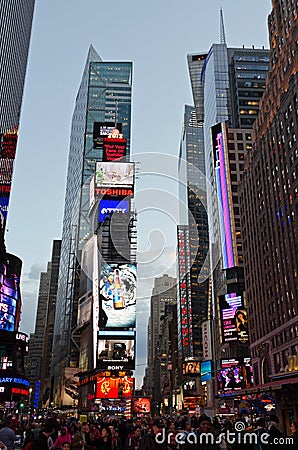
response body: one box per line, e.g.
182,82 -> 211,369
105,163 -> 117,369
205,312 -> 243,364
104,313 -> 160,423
115,99 -> 118,129
220,7 -> 226,45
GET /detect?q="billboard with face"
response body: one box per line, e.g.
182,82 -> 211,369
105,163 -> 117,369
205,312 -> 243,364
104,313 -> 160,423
182,360 -> 200,376
100,264 -> 136,329
95,162 -> 134,188
217,357 -> 253,392
219,293 -> 249,344
97,333 -> 135,370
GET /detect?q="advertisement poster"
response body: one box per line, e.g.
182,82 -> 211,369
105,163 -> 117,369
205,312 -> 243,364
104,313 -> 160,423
132,397 -> 151,414
93,122 -> 122,149
217,358 -> 253,392
219,293 -> 248,344
97,335 -> 135,370
100,264 -> 137,329
98,199 -> 129,222
95,162 -> 134,188
96,376 -> 134,399
0,264 -> 19,332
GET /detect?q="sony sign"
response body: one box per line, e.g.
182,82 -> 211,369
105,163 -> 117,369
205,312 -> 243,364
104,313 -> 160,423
107,365 -> 124,371
202,320 -> 212,360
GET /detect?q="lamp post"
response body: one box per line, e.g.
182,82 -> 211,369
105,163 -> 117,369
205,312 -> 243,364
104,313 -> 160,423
28,387 -> 32,416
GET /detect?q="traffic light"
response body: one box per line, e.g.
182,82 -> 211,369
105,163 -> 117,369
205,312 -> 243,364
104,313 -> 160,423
19,403 -> 24,408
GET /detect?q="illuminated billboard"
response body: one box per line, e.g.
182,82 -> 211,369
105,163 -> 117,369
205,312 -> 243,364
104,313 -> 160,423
96,376 -> 134,399
212,123 -> 237,269
98,199 -> 129,223
93,122 -> 122,149
201,360 -> 212,382
0,263 -> 20,332
94,187 -> 134,199
219,293 -> 249,344
77,293 -> 92,329
95,162 -> 134,188
100,263 -> 136,329
132,397 -> 151,414
97,333 -> 135,370
103,136 -> 126,162
217,357 -> 253,392
0,129 -> 18,226
182,360 -> 200,376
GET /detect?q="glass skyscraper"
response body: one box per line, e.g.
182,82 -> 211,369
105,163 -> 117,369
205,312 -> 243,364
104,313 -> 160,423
52,46 -> 133,404
0,0 -> 35,227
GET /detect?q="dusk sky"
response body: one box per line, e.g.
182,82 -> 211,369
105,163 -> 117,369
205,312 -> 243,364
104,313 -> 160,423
5,0 -> 272,386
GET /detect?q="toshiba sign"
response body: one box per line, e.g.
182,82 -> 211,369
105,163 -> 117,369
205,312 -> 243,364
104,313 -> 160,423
202,320 -> 212,360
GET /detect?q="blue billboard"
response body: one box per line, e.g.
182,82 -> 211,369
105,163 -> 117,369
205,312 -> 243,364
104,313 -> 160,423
98,199 -> 129,222
201,360 -> 212,382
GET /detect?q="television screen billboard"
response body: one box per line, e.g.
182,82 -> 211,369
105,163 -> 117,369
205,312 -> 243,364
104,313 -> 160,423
97,334 -> 135,370
100,264 -> 136,329
98,199 -> 129,223
103,136 -> 126,162
201,360 -> 212,382
96,376 -> 134,399
182,360 -> 200,376
93,122 -> 122,149
219,293 -> 248,344
0,263 -> 19,332
132,397 -> 151,414
217,357 -> 253,392
95,162 -> 134,188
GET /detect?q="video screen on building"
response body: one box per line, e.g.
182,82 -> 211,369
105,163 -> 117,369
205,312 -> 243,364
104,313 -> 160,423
132,397 -> 151,414
93,122 -> 122,149
77,294 -> 92,328
103,136 -> 126,162
0,130 -> 18,226
217,357 -> 253,392
201,360 -> 212,382
0,263 -> 19,332
98,199 -> 129,223
219,293 -> 249,344
96,376 -> 134,399
182,360 -> 200,376
100,263 -> 136,329
95,162 -> 134,188
97,334 -> 135,370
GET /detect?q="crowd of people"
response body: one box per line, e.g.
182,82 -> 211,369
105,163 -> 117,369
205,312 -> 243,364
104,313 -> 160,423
0,413 -> 297,450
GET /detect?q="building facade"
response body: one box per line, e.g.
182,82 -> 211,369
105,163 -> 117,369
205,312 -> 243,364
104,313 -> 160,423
240,0 -> 298,426
0,0 -> 35,227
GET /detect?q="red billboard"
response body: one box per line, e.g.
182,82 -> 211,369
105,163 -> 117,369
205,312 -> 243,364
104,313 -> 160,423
96,376 -> 134,399
103,136 -> 126,161
132,397 -> 151,414
0,129 -> 18,224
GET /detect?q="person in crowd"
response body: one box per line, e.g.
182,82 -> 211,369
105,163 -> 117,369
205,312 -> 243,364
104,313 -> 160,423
88,424 -> 100,445
61,444 -> 72,450
31,418 -> 59,450
254,418 -> 270,450
186,414 -> 220,450
290,421 -> 298,450
72,424 -> 91,450
0,441 -> 7,450
124,427 -> 142,450
53,427 -> 71,449
181,421 -> 192,444
0,419 -> 17,450
267,414 -> 285,450
94,426 -> 113,450
139,419 -> 168,450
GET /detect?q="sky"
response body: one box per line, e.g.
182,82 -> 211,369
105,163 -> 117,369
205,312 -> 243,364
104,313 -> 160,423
5,0 -> 272,387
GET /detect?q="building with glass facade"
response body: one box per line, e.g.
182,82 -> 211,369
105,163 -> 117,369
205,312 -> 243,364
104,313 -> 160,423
52,46 -> 133,405
0,0 -> 35,228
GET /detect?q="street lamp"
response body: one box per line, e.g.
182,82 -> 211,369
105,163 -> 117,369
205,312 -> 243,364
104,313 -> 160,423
28,388 -> 32,415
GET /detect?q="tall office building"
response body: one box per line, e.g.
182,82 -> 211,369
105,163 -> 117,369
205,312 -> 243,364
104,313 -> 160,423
0,0 -> 35,227
188,35 -> 269,410
240,0 -> 298,423
52,46 -> 133,406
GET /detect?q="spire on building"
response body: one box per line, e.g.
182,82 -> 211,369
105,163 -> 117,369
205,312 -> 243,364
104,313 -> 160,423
220,7 -> 226,45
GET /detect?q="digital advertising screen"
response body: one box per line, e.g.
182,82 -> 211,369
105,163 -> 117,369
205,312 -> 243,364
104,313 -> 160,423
100,263 -> 137,329
201,360 -> 212,382
217,357 -> 253,392
97,334 -> 135,370
95,162 -> 134,188
219,293 -> 248,344
77,294 -> 92,329
93,122 -> 122,149
132,397 -> 151,414
0,263 -> 19,332
0,197 -> 9,222
96,376 -> 134,399
98,199 -> 129,223
103,136 -> 126,162
182,360 -> 200,376
0,130 -> 18,226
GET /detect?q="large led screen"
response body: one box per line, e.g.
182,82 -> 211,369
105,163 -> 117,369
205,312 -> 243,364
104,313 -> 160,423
96,376 -> 134,399
103,137 -> 126,162
219,293 -> 249,344
0,263 -> 19,332
97,334 -> 135,370
132,397 -> 151,414
182,360 -> 200,376
95,162 -> 134,188
201,360 -> 212,382
93,122 -> 122,149
217,357 -> 253,392
0,130 -> 18,226
100,264 -> 136,329
98,199 -> 129,223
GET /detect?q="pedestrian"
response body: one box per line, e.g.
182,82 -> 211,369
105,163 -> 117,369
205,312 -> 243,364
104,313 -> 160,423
139,419 -> 167,450
267,414 -> 285,449
290,421 -> 298,450
0,419 -> 17,450
31,418 -> 59,450
53,427 -> 72,449
188,414 -> 220,450
94,426 -> 113,450
254,418 -> 270,450
124,426 -> 142,450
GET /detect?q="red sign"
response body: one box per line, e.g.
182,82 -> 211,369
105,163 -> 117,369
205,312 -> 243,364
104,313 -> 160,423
132,397 -> 151,414
96,376 -> 134,399
94,187 -> 134,198
103,137 -> 126,161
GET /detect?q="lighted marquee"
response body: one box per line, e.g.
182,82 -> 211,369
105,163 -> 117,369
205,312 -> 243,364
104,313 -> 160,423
217,357 -> 253,392
212,123 -> 236,269
97,332 -> 135,370
96,376 -> 134,399
103,135 -> 126,162
0,129 -> 18,225
93,122 -> 123,149
219,293 -> 249,344
100,263 -> 136,329
98,199 -> 129,223
0,263 -> 20,332
95,162 -> 134,189
177,228 -> 193,356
